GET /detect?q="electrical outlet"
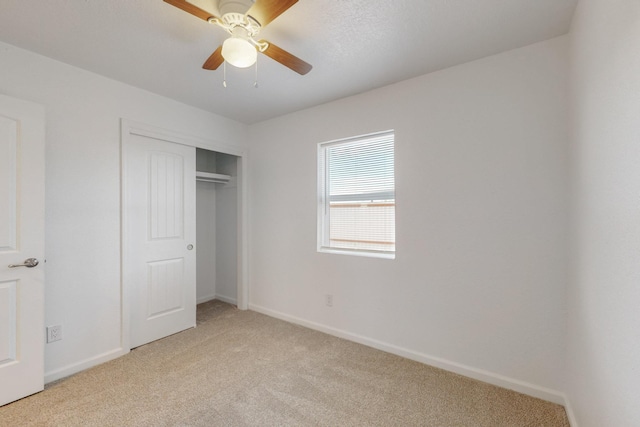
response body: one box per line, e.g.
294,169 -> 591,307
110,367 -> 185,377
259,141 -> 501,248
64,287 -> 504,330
47,325 -> 62,343
325,294 -> 333,307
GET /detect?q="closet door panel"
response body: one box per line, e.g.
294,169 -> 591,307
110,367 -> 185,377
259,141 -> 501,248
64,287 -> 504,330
124,134 -> 196,348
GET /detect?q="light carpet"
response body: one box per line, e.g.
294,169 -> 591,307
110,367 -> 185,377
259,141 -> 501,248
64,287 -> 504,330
1,300 -> 569,426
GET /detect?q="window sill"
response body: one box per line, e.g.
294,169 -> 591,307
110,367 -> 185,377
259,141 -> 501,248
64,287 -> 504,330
317,247 -> 395,260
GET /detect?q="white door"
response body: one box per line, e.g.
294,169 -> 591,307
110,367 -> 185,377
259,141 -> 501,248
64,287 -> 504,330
0,95 -> 45,406
124,132 -> 196,348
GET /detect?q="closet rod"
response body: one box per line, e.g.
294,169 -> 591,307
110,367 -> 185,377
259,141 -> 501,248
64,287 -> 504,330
195,171 -> 231,184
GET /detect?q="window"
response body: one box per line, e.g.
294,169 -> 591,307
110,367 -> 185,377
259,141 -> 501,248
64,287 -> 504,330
317,130 -> 395,258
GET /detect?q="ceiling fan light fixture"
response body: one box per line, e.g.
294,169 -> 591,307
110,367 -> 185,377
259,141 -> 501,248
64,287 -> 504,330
221,37 -> 257,68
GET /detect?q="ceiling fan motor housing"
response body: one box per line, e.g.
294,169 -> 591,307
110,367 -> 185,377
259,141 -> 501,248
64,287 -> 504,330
215,0 -> 260,37
218,0 -> 255,16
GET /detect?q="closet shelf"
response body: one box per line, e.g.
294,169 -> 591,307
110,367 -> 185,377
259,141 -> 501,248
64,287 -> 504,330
196,171 -> 231,184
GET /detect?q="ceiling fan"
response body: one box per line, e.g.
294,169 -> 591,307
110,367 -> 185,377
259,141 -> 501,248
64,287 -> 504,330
164,0 -> 312,75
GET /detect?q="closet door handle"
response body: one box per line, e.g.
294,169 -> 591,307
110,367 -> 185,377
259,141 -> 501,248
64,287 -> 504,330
187,244 -> 194,250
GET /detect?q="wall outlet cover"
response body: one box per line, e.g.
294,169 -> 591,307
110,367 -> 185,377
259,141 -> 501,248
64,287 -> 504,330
47,325 -> 62,343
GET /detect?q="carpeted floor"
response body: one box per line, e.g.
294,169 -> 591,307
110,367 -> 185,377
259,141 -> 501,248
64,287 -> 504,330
1,300 -> 569,426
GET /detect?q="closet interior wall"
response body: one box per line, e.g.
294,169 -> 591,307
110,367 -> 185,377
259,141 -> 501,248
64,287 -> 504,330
195,148 -> 238,305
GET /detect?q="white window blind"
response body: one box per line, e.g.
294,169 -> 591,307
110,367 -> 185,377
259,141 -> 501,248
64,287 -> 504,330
318,130 -> 395,258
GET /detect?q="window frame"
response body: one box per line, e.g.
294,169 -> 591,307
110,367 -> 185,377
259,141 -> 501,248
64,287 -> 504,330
317,130 -> 396,260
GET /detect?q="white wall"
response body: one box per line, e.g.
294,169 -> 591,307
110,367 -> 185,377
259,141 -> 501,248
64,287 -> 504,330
215,153 -> 238,304
196,149 -> 220,304
248,37 -> 570,398
0,41 -> 247,380
196,180 -> 217,303
567,0 -> 640,425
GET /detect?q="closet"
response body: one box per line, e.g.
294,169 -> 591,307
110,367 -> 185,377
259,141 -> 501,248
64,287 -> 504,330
195,148 -> 239,306
123,120 -> 246,348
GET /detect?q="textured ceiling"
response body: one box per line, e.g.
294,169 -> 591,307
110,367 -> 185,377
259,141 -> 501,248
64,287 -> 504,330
0,0 -> 578,124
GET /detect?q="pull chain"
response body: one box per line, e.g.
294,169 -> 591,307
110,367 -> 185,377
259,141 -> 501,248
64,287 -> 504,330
223,61 -> 227,88
254,55 -> 258,88
222,59 -> 259,88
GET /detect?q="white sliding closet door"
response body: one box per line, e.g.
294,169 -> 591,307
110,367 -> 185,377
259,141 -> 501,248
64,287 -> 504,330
124,133 -> 196,348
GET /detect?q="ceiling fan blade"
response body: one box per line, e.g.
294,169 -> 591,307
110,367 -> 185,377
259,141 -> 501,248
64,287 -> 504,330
259,40 -> 312,75
247,0 -> 298,27
164,0 -> 218,22
202,46 -> 224,70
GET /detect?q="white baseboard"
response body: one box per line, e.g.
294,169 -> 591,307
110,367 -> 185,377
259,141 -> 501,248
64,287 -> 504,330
214,294 -> 237,305
249,303 -> 567,406
563,395 -> 579,427
44,347 -> 128,384
197,294 -> 237,305
197,294 -> 217,304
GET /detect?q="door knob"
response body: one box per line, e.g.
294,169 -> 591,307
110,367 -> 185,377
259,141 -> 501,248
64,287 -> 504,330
187,244 -> 194,250
8,258 -> 39,268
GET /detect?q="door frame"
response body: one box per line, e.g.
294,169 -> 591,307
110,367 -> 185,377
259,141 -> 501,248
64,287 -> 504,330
121,120 -> 249,351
